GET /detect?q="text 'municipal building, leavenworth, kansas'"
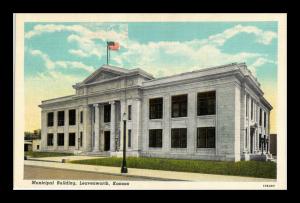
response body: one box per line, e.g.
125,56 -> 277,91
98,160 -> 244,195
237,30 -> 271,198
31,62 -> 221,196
39,62 -> 273,162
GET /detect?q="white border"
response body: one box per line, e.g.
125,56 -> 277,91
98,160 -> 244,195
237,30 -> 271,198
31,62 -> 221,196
14,13 -> 287,190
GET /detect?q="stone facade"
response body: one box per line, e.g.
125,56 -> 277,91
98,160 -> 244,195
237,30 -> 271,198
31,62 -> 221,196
39,63 -> 272,161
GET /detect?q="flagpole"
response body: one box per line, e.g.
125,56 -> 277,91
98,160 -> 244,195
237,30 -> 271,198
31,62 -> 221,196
106,42 -> 109,65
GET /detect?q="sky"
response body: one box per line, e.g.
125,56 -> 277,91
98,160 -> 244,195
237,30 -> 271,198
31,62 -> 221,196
24,21 -> 278,133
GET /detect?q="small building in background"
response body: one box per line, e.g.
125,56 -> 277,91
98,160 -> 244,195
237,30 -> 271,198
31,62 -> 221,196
32,139 -> 41,152
270,134 -> 277,156
24,140 -> 32,152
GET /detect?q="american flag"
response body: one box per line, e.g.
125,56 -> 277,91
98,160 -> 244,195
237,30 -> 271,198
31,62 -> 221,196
107,41 -> 120,51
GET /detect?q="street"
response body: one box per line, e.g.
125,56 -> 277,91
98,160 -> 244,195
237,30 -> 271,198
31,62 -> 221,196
24,165 -> 157,181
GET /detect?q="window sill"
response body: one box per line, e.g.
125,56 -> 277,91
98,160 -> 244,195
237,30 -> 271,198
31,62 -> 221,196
170,148 -> 187,151
149,119 -> 163,121
148,147 -> 163,150
171,117 -> 188,120
196,115 -> 215,119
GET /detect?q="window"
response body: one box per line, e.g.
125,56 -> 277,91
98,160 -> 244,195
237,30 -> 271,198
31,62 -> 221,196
80,132 -> 83,147
264,112 -> 267,128
47,112 -> 54,127
69,133 -> 76,146
104,104 -> 111,123
57,133 -> 64,146
259,108 -> 262,126
80,111 -> 83,124
58,111 -> 64,126
172,95 -> 187,118
149,129 -> 162,148
197,127 -> 215,148
171,128 -> 187,148
246,96 -> 248,117
37,145 -> 40,150
69,109 -> 76,125
47,133 -> 53,146
197,91 -> 216,116
128,129 -> 132,148
128,105 -> 132,120
251,99 -> 254,120
149,98 -> 163,119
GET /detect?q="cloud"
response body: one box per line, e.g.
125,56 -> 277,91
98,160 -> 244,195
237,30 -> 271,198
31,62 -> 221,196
206,24 -> 277,46
111,39 -> 266,77
249,57 -> 276,76
67,34 -> 103,58
108,24 -> 277,77
29,49 -> 55,69
26,23 -> 128,58
29,49 -> 95,73
68,49 -> 89,57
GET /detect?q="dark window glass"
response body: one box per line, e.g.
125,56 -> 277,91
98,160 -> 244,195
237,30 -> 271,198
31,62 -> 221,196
149,129 -> 162,148
47,133 -> 53,146
80,111 -> 83,124
37,145 -> 40,150
149,98 -> 163,119
197,127 -> 215,148
172,95 -> 188,118
259,109 -> 262,126
128,130 -> 132,148
197,91 -> 216,116
171,128 -> 187,148
264,112 -> 267,128
57,133 -> 64,146
128,105 -> 132,120
104,104 -> 111,123
80,132 -> 83,147
69,109 -> 76,125
47,112 -> 54,127
69,133 -> 76,146
58,111 -> 64,126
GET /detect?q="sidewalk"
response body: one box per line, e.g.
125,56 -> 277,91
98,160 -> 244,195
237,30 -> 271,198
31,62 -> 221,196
26,155 -> 102,163
24,159 -> 276,182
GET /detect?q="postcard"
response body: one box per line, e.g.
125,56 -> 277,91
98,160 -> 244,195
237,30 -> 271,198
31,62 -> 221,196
14,13 -> 287,190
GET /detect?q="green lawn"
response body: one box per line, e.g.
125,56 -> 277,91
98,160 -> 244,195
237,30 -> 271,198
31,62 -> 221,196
71,157 -> 276,179
25,151 -> 73,158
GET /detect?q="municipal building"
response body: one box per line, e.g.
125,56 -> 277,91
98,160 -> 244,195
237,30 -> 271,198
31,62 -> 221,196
39,62 -> 272,161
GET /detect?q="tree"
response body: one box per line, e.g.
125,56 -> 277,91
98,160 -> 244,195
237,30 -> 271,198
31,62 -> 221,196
24,129 -> 41,140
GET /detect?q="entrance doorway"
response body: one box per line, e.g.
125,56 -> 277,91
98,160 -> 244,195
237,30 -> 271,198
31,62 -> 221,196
104,131 -> 110,151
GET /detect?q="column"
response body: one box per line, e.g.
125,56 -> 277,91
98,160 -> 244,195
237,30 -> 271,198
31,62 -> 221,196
110,101 -> 116,152
83,105 -> 92,151
133,98 -> 142,151
64,109 -> 69,150
187,92 -> 196,154
41,110 -> 47,150
100,105 -> 104,152
119,99 -> 126,151
93,104 -> 100,152
53,109 -> 57,150
163,94 -> 171,152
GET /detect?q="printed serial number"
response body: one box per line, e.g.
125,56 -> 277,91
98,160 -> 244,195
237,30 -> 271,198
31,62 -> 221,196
263,184 -> 275,188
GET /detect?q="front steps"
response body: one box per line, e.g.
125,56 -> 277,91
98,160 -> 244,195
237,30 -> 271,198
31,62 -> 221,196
243,153 -> 275,162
